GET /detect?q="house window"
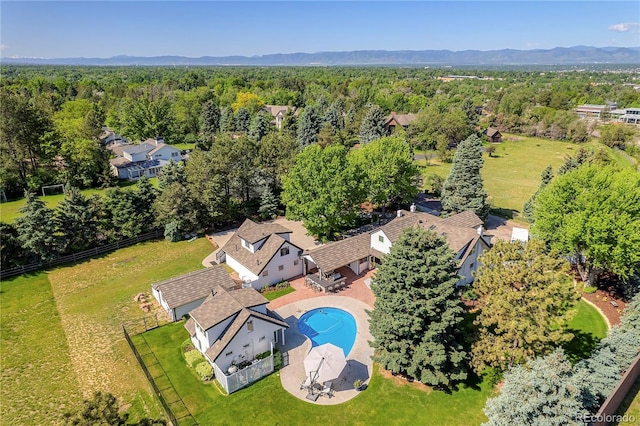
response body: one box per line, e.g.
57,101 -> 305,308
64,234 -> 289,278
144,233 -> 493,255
359,257 -> 368,264
247,320 -> 254,332
259,336 -> 266,341
242,239 -> 249,249
225,351 -> 233,357
280,247 -> 290,256
378,235 -> 384,243
243,343 -> 250,348
262,270 -> 268,277
294,259 -> 299,266
171,152 -> 179,157
278,265 -> 284,271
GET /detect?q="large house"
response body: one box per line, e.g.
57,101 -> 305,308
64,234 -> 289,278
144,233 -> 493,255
302,210 -> 490,286
109,137 -> 182,180
261,105 -> 296,130
610,107 -> 640,125
383,112 -> 416,135
151,264 -> 288,394
217,219 -> 304,289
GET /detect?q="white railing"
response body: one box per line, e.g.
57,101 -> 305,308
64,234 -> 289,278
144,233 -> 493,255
214,355 -> 275,394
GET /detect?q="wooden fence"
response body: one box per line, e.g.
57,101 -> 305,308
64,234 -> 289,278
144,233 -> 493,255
0,229 -> 164,280
591,353 -> 640,426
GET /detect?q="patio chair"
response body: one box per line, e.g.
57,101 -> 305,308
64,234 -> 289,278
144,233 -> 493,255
320,381 -> 334,398
300,376 -> 313,390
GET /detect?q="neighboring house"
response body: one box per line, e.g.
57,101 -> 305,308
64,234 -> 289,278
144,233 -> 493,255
218,219 -> 304,289
575,104 -> 610,120
610,107 -> 640,125
383,112 -> 416,135
99,127 -> 129,146
483,127 -> 503,143
184,284 -> 288,393
152,265 -> 238,321
261,105 -> 296,130
303,210 -> 490,286
109,137 -> 182,180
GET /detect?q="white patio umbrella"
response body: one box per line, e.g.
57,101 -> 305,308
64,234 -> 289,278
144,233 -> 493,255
304,343 -> 346,384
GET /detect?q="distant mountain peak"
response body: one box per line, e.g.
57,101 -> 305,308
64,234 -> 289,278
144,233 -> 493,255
3,46 -> 639,66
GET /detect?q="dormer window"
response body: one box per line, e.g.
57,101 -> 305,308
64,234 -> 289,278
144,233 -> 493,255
241,239 -> 250,249
247,320 -> 254,332
378,235 -> 384,243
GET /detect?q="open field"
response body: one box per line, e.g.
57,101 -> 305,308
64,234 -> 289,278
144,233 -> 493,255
419,136 -> 632,220
0,237 -> 213,424
0,178 -> 156,224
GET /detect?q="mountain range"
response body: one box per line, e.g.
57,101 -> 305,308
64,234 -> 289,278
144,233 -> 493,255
3,46 -> 639,66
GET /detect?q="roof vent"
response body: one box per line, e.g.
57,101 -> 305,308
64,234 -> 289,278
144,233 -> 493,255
410,203 -> 416,213
397,210 -> 403,217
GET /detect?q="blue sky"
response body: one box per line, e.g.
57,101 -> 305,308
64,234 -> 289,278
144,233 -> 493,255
1,1 -> 639,58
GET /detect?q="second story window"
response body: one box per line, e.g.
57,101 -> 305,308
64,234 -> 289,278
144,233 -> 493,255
280,247 -> 290,256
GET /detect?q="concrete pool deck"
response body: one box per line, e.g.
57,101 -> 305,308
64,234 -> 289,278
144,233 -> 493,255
274,296 -> 374,405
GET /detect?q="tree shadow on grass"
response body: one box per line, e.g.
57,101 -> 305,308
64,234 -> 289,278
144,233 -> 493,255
562,329 -> 599,364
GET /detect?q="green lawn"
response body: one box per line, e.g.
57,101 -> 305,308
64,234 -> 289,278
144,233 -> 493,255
618,379 -> 640,426
0,237 -> 213,424
139,322 -> 492,425
263,286 -> 296,301
0,178 -> 155,224
563,299 -> 609,363
0,273 -> 82,425
418,135 -> 632,220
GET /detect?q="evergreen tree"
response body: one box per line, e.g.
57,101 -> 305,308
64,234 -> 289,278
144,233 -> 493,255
158,159 -> 186,190
185,150 -> 227,226
471,240 -> 578,373
200,100 -> 220,138
235,108 -> 251,132
55,186 -> 99,254
15,192 -> 59,262
153,182 -> 199,234
134,176 -> 158,233
257,131 -> 298,192
557,146 -> 590,176
258,188 -> 279,219
0,221 -> 28,268
219,106 -> 235,132
441,134 -> 490,221
483,349 -> 594,426
248,112 -> 271,143
523,165 -> 553,224
323,100 -> 344,131
358,104 -> 386,144
296,106 -> 321,147
369,227 -> 468,387
99,188 -> 142,241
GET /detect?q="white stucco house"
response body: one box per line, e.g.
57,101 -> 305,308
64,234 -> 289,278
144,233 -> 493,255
152,265 -> 238,321
217,219 -> 304,290
109,137 -> 182,180
303,209 -> 490,286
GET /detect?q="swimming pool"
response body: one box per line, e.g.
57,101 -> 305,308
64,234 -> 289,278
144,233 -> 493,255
297,307 -> 357,357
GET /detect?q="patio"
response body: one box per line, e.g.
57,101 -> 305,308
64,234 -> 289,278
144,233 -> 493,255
274,296 -> 374,405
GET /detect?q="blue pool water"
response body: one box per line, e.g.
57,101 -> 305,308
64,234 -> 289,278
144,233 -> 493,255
297,307 -> 357,357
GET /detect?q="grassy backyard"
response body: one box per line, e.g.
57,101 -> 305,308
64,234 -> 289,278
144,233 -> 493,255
563,299 -> 609,363
138,322 -> 492,425
0,237 -> 213,425
419,136 -> 632,220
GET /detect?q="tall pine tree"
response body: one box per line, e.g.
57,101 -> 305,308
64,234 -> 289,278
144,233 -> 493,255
15,192 -> 59,262
358,104 -> 386,145
441,134 -> 490,221
296,106 -> 321,147
235,108 -> 251,132
55,186 -> 99,254
369,227 -> 468,387
522,165 -> 553,224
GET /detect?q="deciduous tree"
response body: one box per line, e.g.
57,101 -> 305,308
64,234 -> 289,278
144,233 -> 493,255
282,144 -> 364,240
369,227 -> 468,387
471,240 -> 578,372
532,165 -> 640,285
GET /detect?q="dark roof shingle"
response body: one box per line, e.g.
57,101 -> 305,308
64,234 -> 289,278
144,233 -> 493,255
304,233 -> 371,272
152,265 -> 237,309
189,285 -> 269,331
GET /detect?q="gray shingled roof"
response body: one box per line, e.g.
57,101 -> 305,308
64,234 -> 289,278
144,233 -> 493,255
222,220 -> 300,276
304,233 -> 371,272
152,265 -> 237,309
189,286 -> 269,331
205,308 -> 288,363
122,142 -> 156,155
441,210 -> 484,230
235,219 -> 292,244
485,127 -> 501,137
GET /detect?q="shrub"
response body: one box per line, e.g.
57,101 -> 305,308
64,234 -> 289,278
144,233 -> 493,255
273,349 -> 283,370
275,281 -> 290,290
583,286 -> 597,294
463,288 -> 478,301
195,362 -> 214,381
255,351 -> 271,360
185,349 -> 204,368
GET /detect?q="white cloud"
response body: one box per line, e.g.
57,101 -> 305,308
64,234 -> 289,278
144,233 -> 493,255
608,22 -> 640,32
